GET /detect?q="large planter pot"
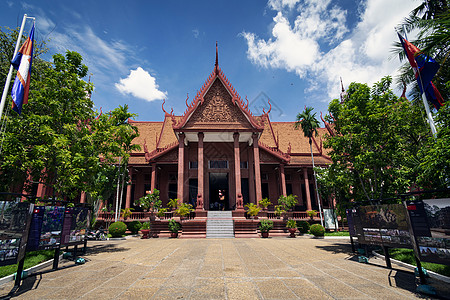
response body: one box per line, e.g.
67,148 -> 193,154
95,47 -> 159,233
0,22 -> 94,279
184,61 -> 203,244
261,231 -> 269,238
170,232 -> 178,238
141,229 -> 150,239
288,228 -> 297,238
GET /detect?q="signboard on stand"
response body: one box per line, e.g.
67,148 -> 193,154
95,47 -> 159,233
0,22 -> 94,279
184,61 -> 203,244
323,209 -> 339,230
354,204 -> 412,248
61,207 -> 90,246
406,199 -> 450,266
27,206 -> 65,251
0,201 -> 33,266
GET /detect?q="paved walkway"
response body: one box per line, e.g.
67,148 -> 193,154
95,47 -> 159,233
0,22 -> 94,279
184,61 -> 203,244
0,236 -> 447,299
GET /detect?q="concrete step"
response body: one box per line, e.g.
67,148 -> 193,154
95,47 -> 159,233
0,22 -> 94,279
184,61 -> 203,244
206,211 -> 234,238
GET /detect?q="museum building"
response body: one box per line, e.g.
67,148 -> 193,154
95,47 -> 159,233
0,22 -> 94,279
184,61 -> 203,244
118,50 -> 334,218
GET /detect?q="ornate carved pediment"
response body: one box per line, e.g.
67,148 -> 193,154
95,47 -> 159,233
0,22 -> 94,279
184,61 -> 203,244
260,148 -> 282,163
183,79 -> 253,129
154,147 -> 178,162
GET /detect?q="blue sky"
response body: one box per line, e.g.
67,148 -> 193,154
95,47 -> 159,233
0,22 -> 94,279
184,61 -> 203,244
1,0 -> 419,122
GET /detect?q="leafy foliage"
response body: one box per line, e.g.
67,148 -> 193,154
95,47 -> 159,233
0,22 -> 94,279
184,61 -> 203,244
324,77 -> 430,206
127,221 -> 142,234
310,224 -> 325,237
108,221 -> 127,237
245,203 -> 261,217
286,219 -> 297,229
175,203 -> 193,217
393,1 -> 449,104
136,189 -> 161,212
168,219 -> 181,233
297,220 -> 310,233
259,197 -> 272,209
277,194 -> 298,211
258,220 -> 274,233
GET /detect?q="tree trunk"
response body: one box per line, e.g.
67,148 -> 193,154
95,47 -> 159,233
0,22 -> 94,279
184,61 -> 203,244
309,139 -> 324,227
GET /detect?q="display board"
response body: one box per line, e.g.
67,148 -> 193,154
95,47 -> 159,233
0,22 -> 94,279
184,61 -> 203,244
346,209 -> 357,237
323,209 -> 338,230
61,207 -> 90,246
406,199 -> 450,265
354,204 -> 412,248
0,201 -> 33,266
27,206 -> 65,251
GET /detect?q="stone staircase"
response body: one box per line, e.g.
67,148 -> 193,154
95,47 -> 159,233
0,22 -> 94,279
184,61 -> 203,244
206,211 -> 235,238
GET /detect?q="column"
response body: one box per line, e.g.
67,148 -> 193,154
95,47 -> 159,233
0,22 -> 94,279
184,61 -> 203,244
80,191 -> 86,204
36,183 -> 45,198
304,168 -> 312,211
234,132 -> 243,209
151,163 -> 156,192
252,133 -> 262,205
197,132 -> 204,210
280,164 -> 286,196
177,133 -> 185,204
125,168 -> 132,208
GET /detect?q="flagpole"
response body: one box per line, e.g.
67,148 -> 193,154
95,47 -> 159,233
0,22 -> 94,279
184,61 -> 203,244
0,14 -> 29,121
421,92 -> 437,136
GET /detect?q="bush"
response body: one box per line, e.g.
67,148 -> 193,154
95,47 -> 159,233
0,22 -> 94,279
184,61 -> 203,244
297,221 -> 310,233
127,221 -> 142,234
108,221 -> 127,237
310,224 -> 325,237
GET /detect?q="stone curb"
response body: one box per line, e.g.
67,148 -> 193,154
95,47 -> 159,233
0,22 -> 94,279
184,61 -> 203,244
0,254 -> 64,286
371,251 -> 450,284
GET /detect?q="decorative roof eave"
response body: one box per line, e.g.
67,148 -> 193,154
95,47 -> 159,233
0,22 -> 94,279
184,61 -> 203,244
258,141 -> 290,163
143,140 -> 178,162
320,112 -> 335,137
169,66 -> 268,131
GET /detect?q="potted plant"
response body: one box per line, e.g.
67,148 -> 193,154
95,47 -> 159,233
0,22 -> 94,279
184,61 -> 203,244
168,219 -> 181,238
286,219 -> 297,238
168,198 -> 178,211
258,220 -> 273,238
297,220 -> 310,235
307,210 -> 318,221
156,207 -> 168,219
136,189 -> 162,220
140,222 -> 151,239
120,207 -> 134,220
259,198 -> 272,211
245,203 -> 261,219
274,205 -> 286,219
175,203 -> 193,220
127,221 -> 142,235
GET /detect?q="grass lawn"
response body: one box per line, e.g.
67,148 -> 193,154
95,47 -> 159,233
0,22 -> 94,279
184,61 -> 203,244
324,231 -> 350,236
0,250 -> 55,278
388,248 -> 450,277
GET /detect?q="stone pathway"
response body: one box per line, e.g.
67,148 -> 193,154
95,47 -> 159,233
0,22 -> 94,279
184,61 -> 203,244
0,236 -> 447,299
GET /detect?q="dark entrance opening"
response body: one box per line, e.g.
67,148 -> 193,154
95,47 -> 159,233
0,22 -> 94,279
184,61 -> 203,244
189,179 -> 198,208
241,178 -> 249,206
209,173 -> 228,210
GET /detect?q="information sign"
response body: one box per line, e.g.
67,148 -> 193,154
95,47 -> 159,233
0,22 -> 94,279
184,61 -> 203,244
406,199 -> 450,265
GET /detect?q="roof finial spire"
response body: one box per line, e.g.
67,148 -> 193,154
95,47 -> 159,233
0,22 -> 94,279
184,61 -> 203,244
215,41 -> 219,74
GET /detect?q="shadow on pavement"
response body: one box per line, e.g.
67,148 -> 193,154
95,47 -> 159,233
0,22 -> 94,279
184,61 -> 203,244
85,243 -> 129,255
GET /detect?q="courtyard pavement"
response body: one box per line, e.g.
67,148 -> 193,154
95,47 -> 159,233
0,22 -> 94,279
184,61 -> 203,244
0,236 -> 448,299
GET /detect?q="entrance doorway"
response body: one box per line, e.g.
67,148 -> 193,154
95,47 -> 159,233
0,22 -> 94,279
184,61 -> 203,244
209,173 -> 228,210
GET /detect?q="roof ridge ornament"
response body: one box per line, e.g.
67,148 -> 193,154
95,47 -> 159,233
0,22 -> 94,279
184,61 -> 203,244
215,41 -> 219,74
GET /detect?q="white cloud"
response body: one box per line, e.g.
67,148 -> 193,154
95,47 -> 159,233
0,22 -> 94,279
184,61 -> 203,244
192,29 -> 199,38
115,67 -> 167,102
243,0 -> 418,101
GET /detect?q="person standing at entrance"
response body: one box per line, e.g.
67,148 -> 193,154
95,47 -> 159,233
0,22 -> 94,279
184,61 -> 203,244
219,190 -> 225,211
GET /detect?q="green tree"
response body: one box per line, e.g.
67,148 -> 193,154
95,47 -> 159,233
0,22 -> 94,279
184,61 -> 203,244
417,102 -> 450,189
294,106 -> 323,225
325,77 -> 430,205
0,50 -> 139,204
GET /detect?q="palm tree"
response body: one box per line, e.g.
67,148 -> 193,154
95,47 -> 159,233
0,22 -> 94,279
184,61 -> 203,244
294,107 -> 324,226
